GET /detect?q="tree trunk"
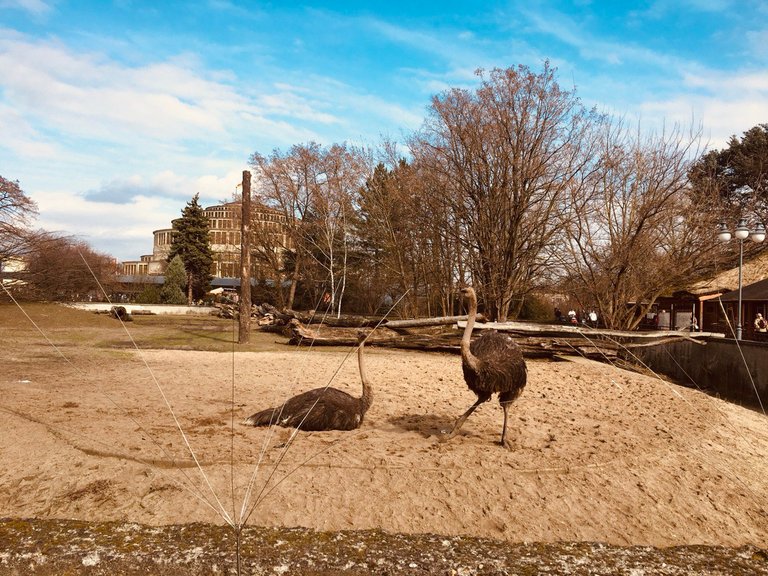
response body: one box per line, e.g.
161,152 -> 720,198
287,257 -> 300,310
239,170 -> 252,344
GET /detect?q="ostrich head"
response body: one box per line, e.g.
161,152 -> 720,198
459,286 -> 477,305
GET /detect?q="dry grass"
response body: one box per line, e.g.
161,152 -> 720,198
2,302 -> 290,352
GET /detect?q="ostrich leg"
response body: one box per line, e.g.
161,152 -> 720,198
499,388 -> 522,448
500,402 -> 511,448
445,393 -> 491,439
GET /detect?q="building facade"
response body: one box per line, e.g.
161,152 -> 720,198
120,201 -> 290,280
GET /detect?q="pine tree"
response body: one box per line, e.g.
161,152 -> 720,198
160,255 -> 188,304
168,193 -> 213,304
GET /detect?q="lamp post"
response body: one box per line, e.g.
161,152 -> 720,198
718,219 -> 766,339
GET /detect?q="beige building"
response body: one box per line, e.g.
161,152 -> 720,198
120,201 -> 289,279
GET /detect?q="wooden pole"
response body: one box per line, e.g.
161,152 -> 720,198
238,170 -> 252,344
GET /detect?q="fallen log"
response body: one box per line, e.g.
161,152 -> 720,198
276,311 -> 489,330
281,310 -> 383,328
384,314 -> 485,330
286,319 -> 627,360
457,320 -> 716,343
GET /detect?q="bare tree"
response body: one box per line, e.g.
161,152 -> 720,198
22,234 -> 119,301
0,176 -> 39,266
304,143 -> 370,316
557,119 -> 719,329
250,142 -> 370,314
410,63 -> 601,321
250,143 -> 320,309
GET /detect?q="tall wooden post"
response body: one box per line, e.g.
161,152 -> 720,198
238,170 -> 252,343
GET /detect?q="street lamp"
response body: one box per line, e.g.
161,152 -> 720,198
718,219 -> 766,339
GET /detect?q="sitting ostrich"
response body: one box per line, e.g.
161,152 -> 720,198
445,286 -> 527,447
243,332 -> 372,431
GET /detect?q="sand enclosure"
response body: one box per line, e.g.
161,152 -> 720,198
1,308 -> 767,550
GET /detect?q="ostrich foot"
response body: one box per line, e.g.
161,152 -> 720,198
439,427 -> 459,442
500,438 -> 516,450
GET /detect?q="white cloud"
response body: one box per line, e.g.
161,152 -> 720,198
32,167 -> 250,261
258,88 -> 339,124
0,103 -> 58,157
520,5 -> 680,70
0,0 -> 52,16
683,70 -> 768,93
82,167 -> 247,205
0,35 -> 245,144
0,28 -> 420,164
639,92 -> 768,149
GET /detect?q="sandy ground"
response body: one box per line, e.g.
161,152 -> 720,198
1,318 -> 768,553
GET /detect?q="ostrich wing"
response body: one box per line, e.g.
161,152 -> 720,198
244,387 -> 364,431
463,331 -> 527,396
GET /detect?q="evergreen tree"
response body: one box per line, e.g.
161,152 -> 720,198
688,124 -> 768,210
160,255 -> 188,304
168,193 -> 213,304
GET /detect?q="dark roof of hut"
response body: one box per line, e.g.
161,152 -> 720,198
717,276 -> 768,302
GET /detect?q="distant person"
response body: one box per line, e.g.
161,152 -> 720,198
554,307 -> 562,323
589,310 -> 598,328
755,313 -> 767,334
690,315 -> 699,332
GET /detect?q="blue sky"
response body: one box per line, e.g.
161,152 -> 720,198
1,0 -> 767,262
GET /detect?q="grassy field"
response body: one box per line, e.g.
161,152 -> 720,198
2,301 -> 292,353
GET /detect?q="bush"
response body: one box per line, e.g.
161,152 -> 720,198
135,285 -> 161,304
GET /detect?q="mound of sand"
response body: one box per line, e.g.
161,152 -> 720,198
2,339 -> 767,550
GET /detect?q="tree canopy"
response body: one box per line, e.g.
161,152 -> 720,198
0,176 -> 39,265
688,123 -> 768,213
22,234 -> 118,301
243,64 -> 730,327
250,142 -> 370,314
409,63 -> 602,321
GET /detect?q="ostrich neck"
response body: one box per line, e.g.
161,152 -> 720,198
461,294 -> 481,374
358,341 -> 373,411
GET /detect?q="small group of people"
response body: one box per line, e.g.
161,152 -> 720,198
554,307 -> 598,328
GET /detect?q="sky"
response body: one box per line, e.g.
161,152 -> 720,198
1,0 -> 767,263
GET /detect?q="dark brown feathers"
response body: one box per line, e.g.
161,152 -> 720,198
462,330 -> 527,401
448,286 -> 528,447
243,387 -> 368,431
244,332 -> 371,432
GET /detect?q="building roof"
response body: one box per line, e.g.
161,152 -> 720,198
717,276 -> 768,302
688,249 -> 768,296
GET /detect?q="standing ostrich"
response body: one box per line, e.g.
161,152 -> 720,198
445,286 -> 527,447
243,332 -> 372,431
